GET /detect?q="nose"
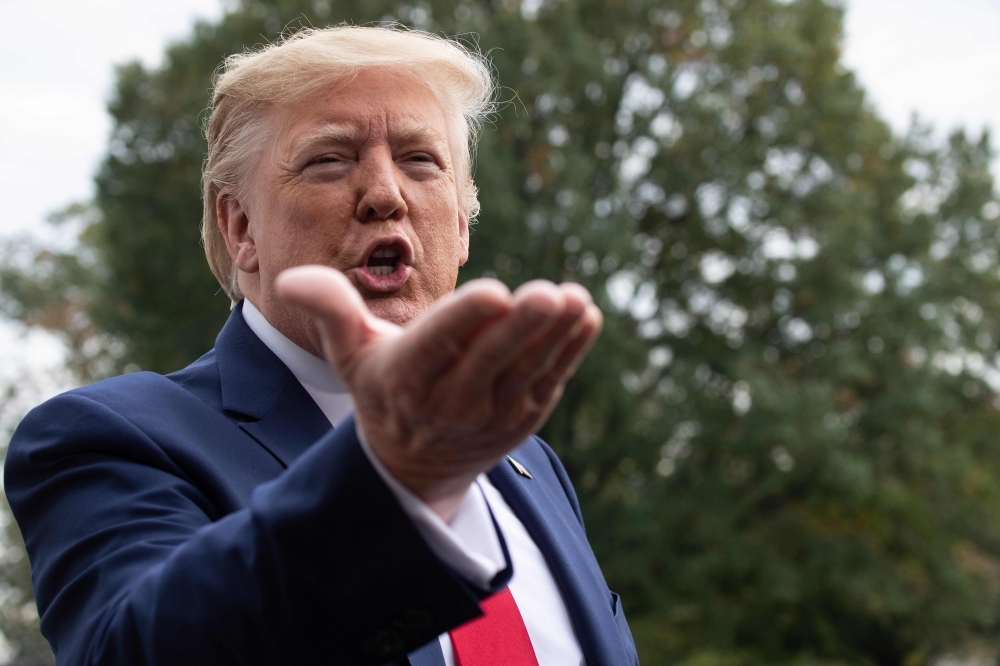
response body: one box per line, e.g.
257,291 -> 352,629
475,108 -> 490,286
354,147 -> 407,223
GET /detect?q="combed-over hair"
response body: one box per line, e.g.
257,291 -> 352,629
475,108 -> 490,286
201,25 -> 496,301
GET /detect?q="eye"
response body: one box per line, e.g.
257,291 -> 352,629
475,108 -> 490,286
308,155 -> 343,166
405,153 -> 435,164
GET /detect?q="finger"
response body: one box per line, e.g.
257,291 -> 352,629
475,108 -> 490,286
394,278 -> 514,385
492,284 -> 593,409
512,283 -> 592,377
446,281 -> 566,402
530,302 -> 603,406
275,265 -> 390,373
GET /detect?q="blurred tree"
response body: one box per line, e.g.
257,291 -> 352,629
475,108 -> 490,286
0,494 -> 53,666
0,372 -> 63,665
3,0 -> 1000,664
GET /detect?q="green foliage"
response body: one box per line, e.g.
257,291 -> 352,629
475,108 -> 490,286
0,375 -> 61,664
0,494 -> 53,666
3,0 -> 1000,664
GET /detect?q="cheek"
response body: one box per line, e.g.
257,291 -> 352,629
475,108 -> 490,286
269,188 -> 354,263
418,226 -> 464,299
256,192 -> 349,277
415,181 -> 463,247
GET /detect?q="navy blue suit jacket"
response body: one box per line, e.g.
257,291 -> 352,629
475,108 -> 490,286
6,303 -> 638,665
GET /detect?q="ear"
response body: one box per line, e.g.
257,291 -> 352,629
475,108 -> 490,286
217,190 -> 259,274
457,209 -> 470,267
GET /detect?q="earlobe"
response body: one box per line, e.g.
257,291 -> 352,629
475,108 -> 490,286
457,211 -> 470,266
217,191 -> 260,274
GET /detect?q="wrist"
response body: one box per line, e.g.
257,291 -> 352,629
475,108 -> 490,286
382,460 -> 479,523
358,421 -> 478,522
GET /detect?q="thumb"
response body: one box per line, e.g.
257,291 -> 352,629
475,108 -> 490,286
275,265 -> 389,375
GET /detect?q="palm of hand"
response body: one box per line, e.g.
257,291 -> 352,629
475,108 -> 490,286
277,266 -> 602,518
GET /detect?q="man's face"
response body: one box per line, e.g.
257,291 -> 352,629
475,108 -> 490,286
233,68 -> 469,349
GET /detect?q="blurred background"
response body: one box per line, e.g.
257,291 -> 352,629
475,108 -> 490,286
1,0 -> 999,663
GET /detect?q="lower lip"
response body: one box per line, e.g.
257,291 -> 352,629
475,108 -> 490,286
352,264 -> 412,292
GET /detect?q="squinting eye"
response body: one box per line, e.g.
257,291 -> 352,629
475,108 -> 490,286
309,155 -> 342,166
407,154 -> 434,163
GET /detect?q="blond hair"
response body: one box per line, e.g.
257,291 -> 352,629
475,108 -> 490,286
201,25 -> 496,301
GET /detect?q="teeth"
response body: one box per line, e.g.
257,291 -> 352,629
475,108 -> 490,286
371,247 -> 400,259
369,265 -> 394,276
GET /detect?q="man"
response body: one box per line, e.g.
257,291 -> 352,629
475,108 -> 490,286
6,26 -> 638,665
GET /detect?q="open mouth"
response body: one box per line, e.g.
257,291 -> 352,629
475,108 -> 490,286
365,244 -> 403,276
354,238 -> 413,292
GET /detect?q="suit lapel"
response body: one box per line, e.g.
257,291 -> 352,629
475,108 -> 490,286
215,301 -> 331,467
488,455 -> 627,665
238,382 -> 332,467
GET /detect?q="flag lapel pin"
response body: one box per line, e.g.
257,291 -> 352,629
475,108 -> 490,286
506,455 -> 533,479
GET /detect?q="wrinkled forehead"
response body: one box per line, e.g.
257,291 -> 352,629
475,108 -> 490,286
269,68 -> 462,155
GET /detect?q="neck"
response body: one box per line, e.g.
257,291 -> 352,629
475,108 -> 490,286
240,277 -> 324,358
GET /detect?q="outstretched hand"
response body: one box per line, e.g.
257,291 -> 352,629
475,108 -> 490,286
276,266 -> 602,520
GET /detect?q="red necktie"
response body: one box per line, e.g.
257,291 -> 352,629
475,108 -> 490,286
449,586 -> 540,666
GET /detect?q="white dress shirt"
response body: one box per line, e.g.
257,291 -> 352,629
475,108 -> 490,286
242,300 -> 583,665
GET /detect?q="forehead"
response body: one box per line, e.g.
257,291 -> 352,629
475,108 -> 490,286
274,69 -> 453,148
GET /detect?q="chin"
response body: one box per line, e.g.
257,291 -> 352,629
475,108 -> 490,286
364,296 -> 426,326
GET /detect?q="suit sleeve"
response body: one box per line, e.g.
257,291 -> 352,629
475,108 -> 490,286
5,393 -> 491,666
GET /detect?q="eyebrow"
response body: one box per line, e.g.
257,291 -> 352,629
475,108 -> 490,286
287,123 -> 359,157
390,122 -> 448,148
